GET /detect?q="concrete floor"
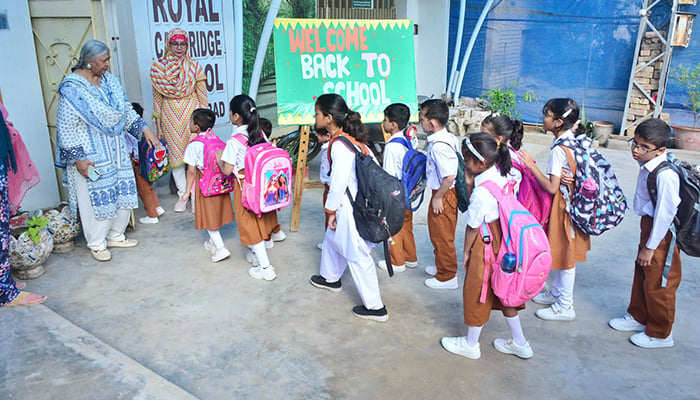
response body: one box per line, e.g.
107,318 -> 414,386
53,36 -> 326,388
1,136 -> 699,400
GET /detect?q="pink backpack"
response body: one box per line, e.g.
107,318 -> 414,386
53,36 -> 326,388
242,142 -> 293,217
190,129 -> 235,197
479,181 -> 552,307
511,152 -> 553,229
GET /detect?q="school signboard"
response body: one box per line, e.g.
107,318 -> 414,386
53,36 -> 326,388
273,18 -> 417,126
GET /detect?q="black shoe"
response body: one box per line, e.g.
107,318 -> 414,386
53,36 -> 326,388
352,305 -> 389,322
309,275 -> 342,293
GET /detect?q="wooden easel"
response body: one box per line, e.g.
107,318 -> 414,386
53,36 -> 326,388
289,125 -> 324,231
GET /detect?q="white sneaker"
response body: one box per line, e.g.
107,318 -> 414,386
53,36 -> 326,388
493,338 -> 533,359
139,216 -> 159,224
156,206 -> 165,216
90,248 -> 111,262
245,249 -> 259,266
425,276 -> 458,290
405,260 -> 418,269
630,331 -> 674,349
248,265 -> 276,281
203,240 -> 216,255
265,239 -> 274,249
441,336 -> 480,359
609,314 -> 646,332
532,290 -> 559,305
316,242 -> 323,250
377,260 -> 406,273
271,230 -> 287,242
211,247 -> 231,263
535,303 -> 576,321
424,265 -> 437,276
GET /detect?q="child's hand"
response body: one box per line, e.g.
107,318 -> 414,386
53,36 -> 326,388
636,247 -> 654,267
431,196 -> 444,215
326,213 -> 337,231
180,193 -> 190,202
560,168 -> 574,186
519,149 -> 536,169
215,149 -> 223,162
462,251 -> 470,270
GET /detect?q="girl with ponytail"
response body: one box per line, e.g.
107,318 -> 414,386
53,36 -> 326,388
309,93 -> 388,322
519,98 -> 591,322
441,132 -> 534,360
218,95 -> 285,282
481,113 -> 525,193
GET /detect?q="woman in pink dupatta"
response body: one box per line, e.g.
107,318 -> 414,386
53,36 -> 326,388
0,89 -> 40,215
150,28 -> 208,212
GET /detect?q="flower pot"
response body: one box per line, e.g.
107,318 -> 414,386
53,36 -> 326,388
593,121 -> 615,147
43,202 -> 81,253
9,226 -> 53,279
671,125 -> 700,151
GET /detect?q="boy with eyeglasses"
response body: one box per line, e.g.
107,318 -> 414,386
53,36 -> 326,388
609,118 -> 681,349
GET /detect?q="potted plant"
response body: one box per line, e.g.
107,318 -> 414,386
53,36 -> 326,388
671,63 -> 700,151
9,215 -> 53,279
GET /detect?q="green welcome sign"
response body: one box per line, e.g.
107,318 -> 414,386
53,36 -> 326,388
273,18 -> 417,126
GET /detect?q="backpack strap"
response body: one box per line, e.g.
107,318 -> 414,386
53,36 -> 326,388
480,223 -> 494,304
647,160 -> 671,208
233,133 -> 248,147
388,135 -> 412,150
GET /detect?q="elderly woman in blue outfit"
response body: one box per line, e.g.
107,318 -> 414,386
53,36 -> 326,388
55,40 -> 160,262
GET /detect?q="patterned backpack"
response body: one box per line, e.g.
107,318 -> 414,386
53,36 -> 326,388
558,135 -> 627,236
138,138 -> 169,183
190,129 -> 235,197
242,142 -> 293,217
479,181 -> 552,307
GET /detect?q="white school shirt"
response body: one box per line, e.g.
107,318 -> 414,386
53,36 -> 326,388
382,131 -> 409,180
325,139 -> 363,212
465,165 -> 508,229
546,130 -> 576,177
633,151 -> 681,250
220,124 -> 249,173
182,132 -> 207,170
319,142 -> 331,185
426,128 -> 458,190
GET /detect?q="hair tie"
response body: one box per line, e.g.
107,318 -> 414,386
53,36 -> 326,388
250,107 -> 256,112
465,137 -> 485,161
562,108 -> 573,118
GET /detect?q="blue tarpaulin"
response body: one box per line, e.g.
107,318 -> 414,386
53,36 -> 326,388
447,0 -> 698,130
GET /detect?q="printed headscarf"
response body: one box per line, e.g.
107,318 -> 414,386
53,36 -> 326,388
150,28 -> 206,99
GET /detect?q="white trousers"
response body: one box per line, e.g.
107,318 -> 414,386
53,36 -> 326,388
172,165 -> 187,197
320,227 -> 384,310
74,174 -> 131,251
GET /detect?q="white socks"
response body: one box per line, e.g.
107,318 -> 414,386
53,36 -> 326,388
208,230 -> 224,249
466,325 -> 482,347
505,315 -> 527,346
556,268 -> 576,308
249,241 -> 271,268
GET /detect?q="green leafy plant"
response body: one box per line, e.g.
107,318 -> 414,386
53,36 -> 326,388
673,63 -> 700,128
25,216 -> 49,244
482,81 -> 536,119
579,101 -> 597,139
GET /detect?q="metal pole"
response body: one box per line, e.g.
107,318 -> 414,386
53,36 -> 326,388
454,0 -> 495,101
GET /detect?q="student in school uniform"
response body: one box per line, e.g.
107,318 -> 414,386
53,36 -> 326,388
608,118 -> 681,348
421,99 -> 460,290
441,132 -> 533,360
218,95 -> 282,281
308,93 -> 388,322
481,112 -> 524,194
377,103 -> 418,273
180,108 -> 234,263
519,98 -> 591,321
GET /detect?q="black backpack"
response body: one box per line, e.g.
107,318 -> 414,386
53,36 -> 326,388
333,136 -> 406,275
648,152 -> 700,257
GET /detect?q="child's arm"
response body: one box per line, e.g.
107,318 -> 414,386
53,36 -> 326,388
181,164 -> 196,201
637,169 -> 681,266
519,149 -> 563,195
462,226 -> 479,269
217,151 -> 236,176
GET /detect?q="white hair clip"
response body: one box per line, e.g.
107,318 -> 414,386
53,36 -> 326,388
250,107 -> 256,112
562,108 -> 572,118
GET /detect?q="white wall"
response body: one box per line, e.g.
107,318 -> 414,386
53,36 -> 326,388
0,1 -> 60,211
397,0 -> 450,99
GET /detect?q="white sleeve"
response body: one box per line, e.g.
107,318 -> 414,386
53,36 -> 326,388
182,142 -> 204,169
382,142 -> 404,179
547,146 -> 569,177
221,138 -> 245,170
432,142 -> 458,179
324,142 -> 354,212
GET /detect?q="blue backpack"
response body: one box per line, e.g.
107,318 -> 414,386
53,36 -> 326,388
389,136 -> 427,211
